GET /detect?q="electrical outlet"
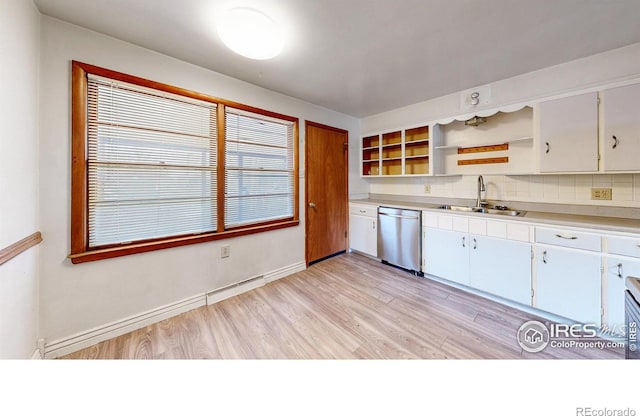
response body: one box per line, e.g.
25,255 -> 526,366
424,184 -> 431,194
591,188 -> 612,201
220,245 -> 231,258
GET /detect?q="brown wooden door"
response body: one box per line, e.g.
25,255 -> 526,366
305,121 -> 348,265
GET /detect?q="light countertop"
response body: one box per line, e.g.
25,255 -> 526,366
350,197 -> 640,234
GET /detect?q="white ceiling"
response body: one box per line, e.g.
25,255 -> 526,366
34,0 -> 640,117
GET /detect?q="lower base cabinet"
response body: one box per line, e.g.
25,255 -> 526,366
424,228 -> 532,305
423,227 -> 470,285
604,256 -> 640,333
349,213 -> 377,257
470,235 -> 532,306
535,246 -> 602,325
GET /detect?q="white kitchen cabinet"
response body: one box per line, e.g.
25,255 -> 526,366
602,83 -> 640,171
469,235 -> 532,305
349,204 -> 377,257
604,234 -> 640,333
423,227 -> 470,285
604,256 -> 640,334
423,213 -> 532,305
534,245 -> 602,325
538,91 -> 599,173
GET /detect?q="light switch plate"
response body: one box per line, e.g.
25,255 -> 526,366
220,245 -> 231,258
591,188 -> 612,200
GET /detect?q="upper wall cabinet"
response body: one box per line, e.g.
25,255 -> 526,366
538,92 -> 599,173
602,83 -> 640,172
361,125 -> 429,177
431,106 -> 534,175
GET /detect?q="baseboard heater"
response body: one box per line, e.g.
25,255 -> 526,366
206,274 -> 265,305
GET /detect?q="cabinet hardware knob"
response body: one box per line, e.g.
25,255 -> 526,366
617,263 -> 623,279
473,238 -> 477,250
555,234 -> 577,240
612,135 -> 618,149
308,202 -> 316,208
542,250 -> 548,264
545,142 -> 550,154
462,236 -> 466,248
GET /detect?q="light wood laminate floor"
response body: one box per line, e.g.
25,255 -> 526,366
62,253 -> 624,359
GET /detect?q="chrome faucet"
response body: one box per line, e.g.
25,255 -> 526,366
476,175 -> 486,208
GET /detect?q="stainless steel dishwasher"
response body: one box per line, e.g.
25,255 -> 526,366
377,207 -> 422,274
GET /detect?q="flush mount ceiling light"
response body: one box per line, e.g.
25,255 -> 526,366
217,7 -> 284,60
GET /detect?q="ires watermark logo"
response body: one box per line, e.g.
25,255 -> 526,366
516,320 -> 626,353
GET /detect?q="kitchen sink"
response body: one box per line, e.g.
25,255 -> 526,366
437,205 -> 525,217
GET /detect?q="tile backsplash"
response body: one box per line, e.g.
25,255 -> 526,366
368,174 -> 640,208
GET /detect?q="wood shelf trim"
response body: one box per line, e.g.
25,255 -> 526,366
457,157 -> 509,166
0,232 -> 43,266
405,139 -> 429,145
458,143 -> 509,154
405,154 -> 429,160
362,146 -> 379,150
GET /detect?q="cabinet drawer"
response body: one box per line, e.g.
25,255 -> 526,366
607,235 -> 640,258
506,223 -> 530,243
349,204 -> 377,218
535,227 -> 601,251
422,212 -> 438,228
452,216 -> 469,232
468,218 -> 487,235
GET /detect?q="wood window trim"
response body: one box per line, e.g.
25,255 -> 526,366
70,61 -> 299,264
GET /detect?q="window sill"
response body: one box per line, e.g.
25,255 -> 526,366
68,219 -> 299,264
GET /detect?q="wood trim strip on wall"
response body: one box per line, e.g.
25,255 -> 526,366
0,232 -> 42,266
457,157 -> 509,166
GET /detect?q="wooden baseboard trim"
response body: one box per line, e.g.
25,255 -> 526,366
0,232 -> 42,266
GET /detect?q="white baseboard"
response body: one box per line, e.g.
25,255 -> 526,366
206,261 -> 306,305
44,294 -> 206,359
264,261 -> 306,283
44,260 -> 306,359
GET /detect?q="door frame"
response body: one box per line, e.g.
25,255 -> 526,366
304,120 -> 349,266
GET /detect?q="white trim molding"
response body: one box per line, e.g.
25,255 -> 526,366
43,261 -> 306,359
264,261 -> 306,283
44,294 -> 206,359
206,260 -> 306,304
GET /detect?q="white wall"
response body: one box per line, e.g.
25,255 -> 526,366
39,16 -> 363,344
362,43 -> 640,208
0,0 -> 41,359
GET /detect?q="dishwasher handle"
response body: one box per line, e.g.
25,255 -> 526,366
378,212 -> 420,220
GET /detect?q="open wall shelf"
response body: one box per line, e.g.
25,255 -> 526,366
360,125 -> 429,177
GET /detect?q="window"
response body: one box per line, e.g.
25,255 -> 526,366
224,108 -> 295,228
71,62 -> 299,263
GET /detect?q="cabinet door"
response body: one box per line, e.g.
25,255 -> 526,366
602,83 -> 640,171
535,246 -> 601,324
605,257 -> 640,334
538,92 -> 598,172
424,228 -> 469,285
349,214 -> 377,257
470,235 -> 532,305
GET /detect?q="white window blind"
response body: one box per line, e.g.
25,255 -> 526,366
87,75 -> 217,247
224,108 -> 295,228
